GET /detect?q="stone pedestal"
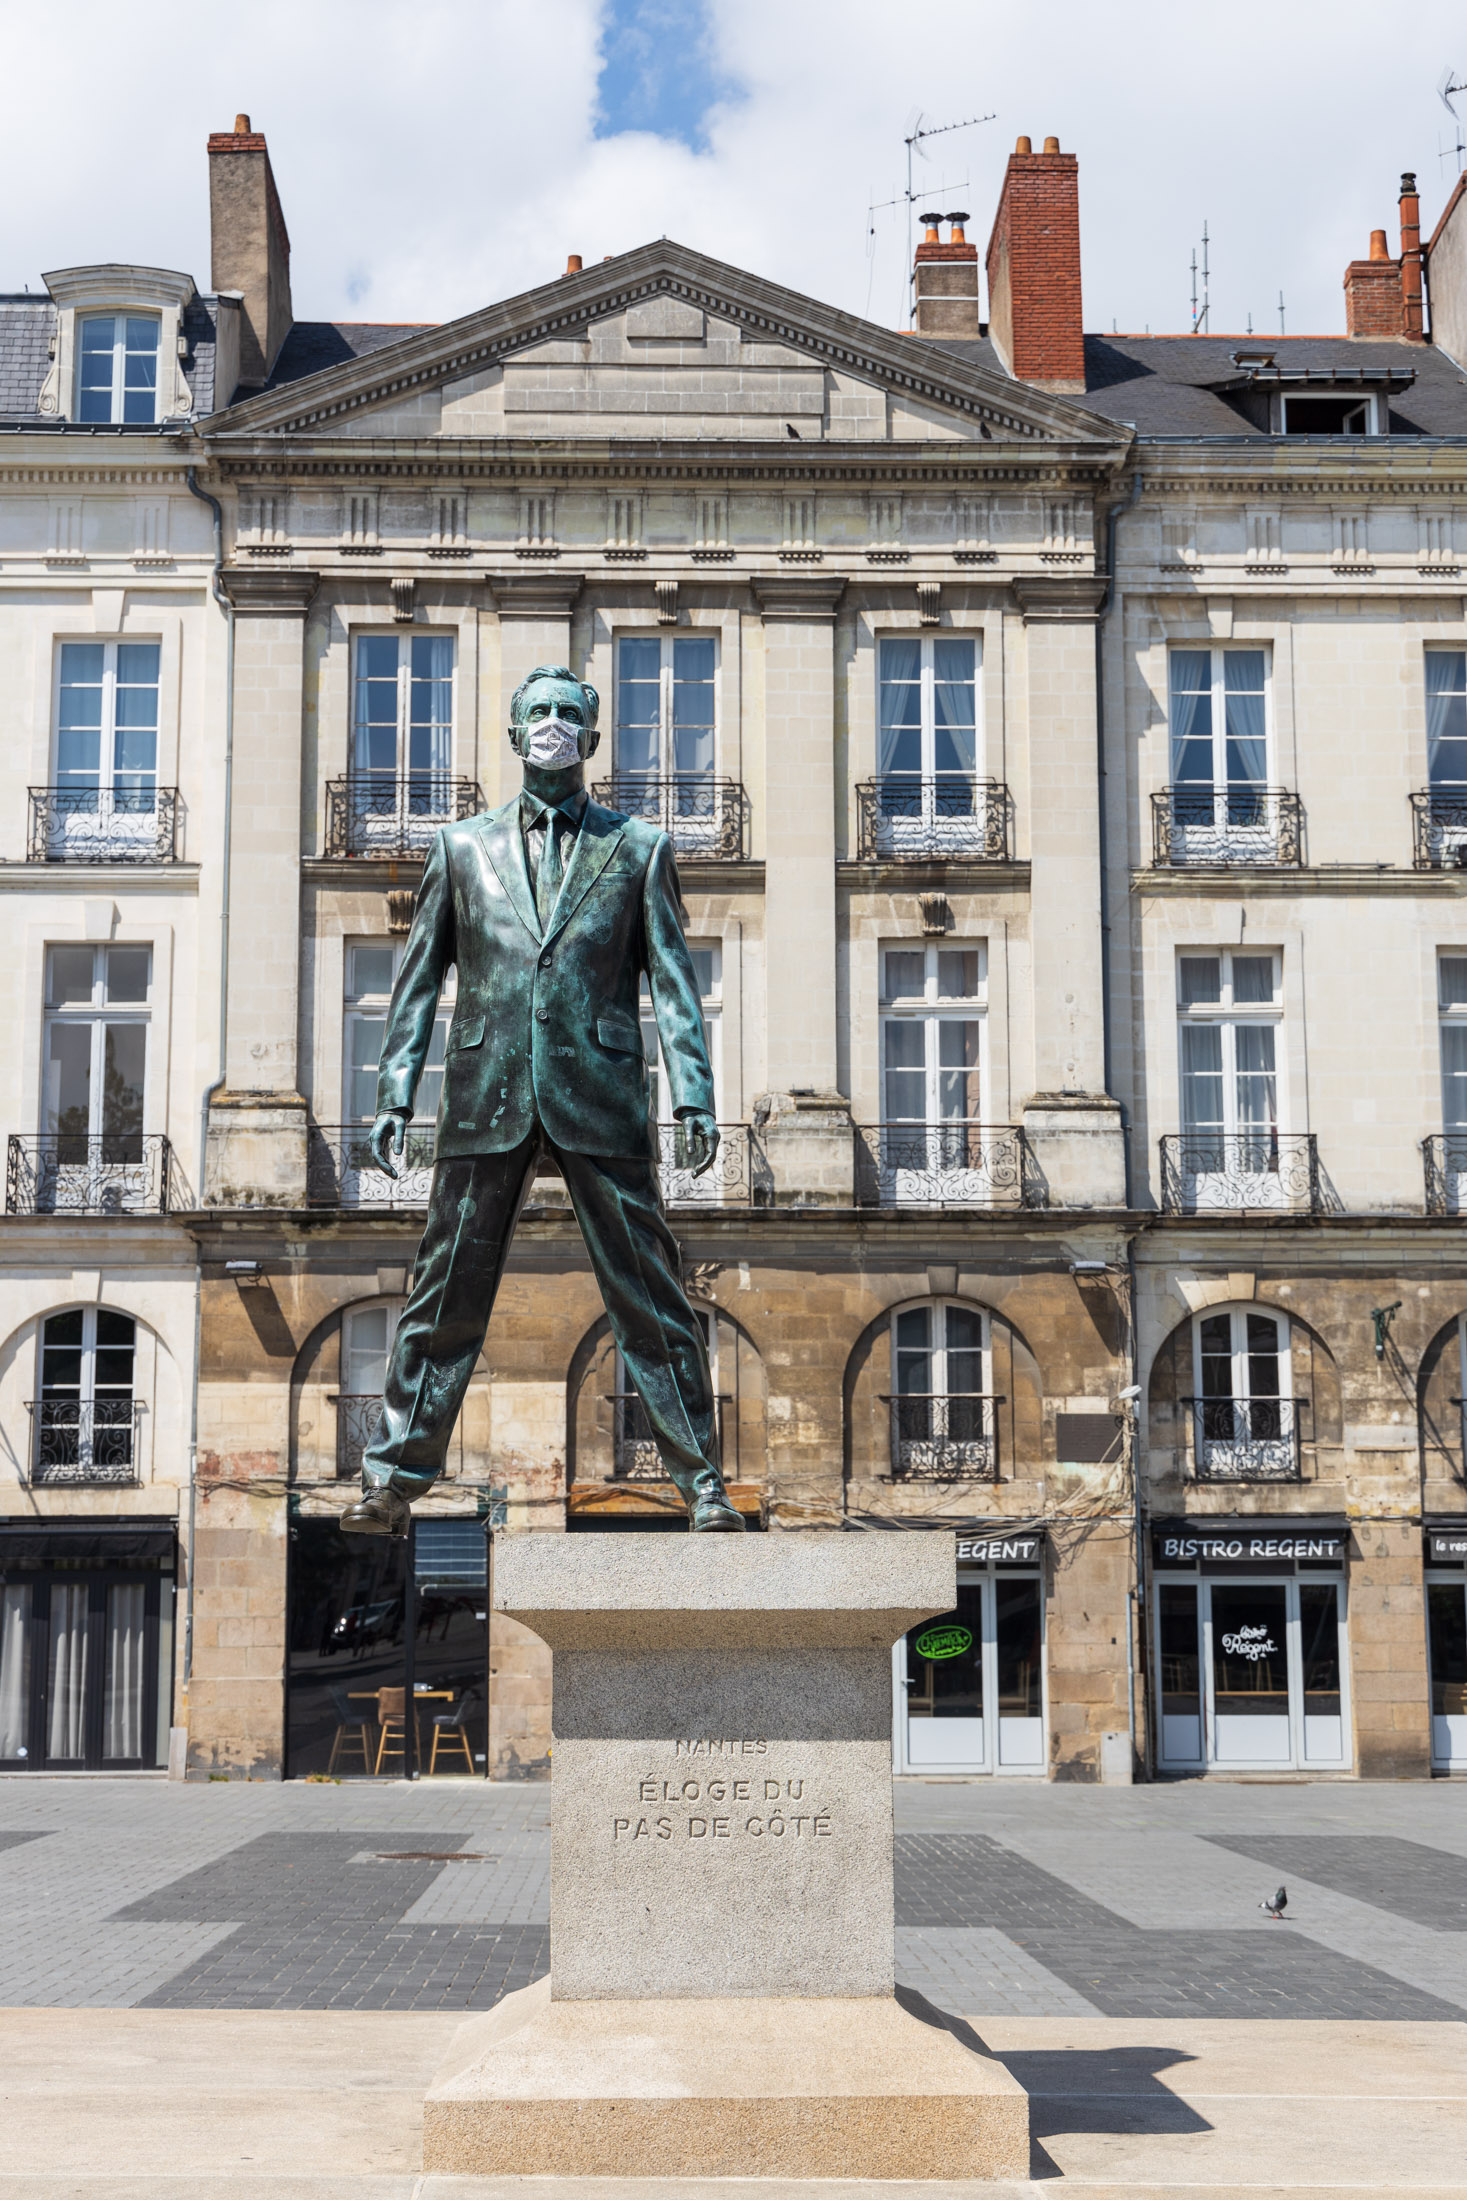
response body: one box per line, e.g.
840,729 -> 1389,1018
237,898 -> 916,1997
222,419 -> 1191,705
423,1534 -> 1028,2180
753,1089 -> 855,1206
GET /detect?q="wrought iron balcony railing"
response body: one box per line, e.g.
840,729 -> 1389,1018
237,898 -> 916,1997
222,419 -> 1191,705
1150,786 -> 1303,868
598,776 -> 749,860
335,1394 -> 385,1480
855,777 -> 1013,862
1183,1396 -> 1304,1482
325,774 -> 485,858
307,1124 -> 437,1207
882,1393 -> 1001,1482
28,786 -> 179,864
1411,790 -> 1467,869
7,1133 -> 173,1216
854,1122 -> 1040,1208
307,1122 -> 767,1209
608,1393 -> 731,1483
25,1398 -> 142,1485
654,1122 -> 771,1207
1159,1132 -> 1321,1214
1424,1133 -> 1467,1215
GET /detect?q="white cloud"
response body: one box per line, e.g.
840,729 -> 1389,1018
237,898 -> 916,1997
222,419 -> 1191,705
3,0 -> 1465,342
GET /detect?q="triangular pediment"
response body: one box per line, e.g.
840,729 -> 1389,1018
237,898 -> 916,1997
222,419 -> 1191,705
203,240 -> 1127,449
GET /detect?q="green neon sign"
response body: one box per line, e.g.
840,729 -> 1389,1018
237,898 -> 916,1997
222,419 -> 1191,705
914,1625 -> 973,1662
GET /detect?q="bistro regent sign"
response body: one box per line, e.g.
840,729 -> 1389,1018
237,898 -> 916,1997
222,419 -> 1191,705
1153,1527 -> 1346,1564
956,1535 -> 1042,1564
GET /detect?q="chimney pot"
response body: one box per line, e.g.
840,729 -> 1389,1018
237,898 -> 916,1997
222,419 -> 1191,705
1399,170 -> 1424,341
1043,135 -> 1060,153
1015,135 -> 1032,155
920,211 -> 942,243
234,113 -> 251,134
1369,228 -> 1389,261
565,253 -> 583,274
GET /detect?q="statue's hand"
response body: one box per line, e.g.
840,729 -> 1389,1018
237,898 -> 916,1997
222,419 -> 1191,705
369,1109 -> 409,1180
678,1110 -> 720,1178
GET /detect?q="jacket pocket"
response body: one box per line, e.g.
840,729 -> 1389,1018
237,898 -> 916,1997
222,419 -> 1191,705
450,1016 -> 485,1051
596,1009 -> 643,1055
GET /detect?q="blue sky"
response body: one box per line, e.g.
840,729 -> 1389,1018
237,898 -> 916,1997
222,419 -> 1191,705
595,0 -> 737,151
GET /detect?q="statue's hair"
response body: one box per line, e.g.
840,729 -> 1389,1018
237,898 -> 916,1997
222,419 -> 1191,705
509,663 -> 600,730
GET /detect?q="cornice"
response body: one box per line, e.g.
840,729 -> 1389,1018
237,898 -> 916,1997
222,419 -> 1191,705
1011,573 -> 1108,623
750,574 -> 846,619
489,572 -> 584,617
218,566 -> 320,614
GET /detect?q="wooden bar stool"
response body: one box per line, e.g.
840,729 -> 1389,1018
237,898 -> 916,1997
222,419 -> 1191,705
373,1686 -> 407,1775
326,1685 -> 373,1775
427,1694 -> 476,1775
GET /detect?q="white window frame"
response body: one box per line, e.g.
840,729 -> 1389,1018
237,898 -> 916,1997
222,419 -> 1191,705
42,943 -> 152,1142
334,941 -> 453,1207
34,1304 -> 139,1483
1438,958 -> 1467,1205
1165,645 -> 1276,861
49,639 -> 163,858
346,631 -> 457,852
1278,390 -> 1378,437
74,313 -> 161,425
612,632 -> 724,851
1175,949 -> 1289,1206
1189,1305 -> 1296,1480
873,633 -> 984,855
876,942 -> 1001,1200
888,1298 -> 995,1481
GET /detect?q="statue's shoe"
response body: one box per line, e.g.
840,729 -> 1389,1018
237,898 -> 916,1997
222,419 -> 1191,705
689,1492 -> 747,1532
341,1488 -> 412,1539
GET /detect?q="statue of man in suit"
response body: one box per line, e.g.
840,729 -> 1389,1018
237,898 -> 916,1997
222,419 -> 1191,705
342,664 -> 745,1537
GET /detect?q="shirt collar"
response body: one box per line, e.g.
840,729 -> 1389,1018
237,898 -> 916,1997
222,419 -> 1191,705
520,784 -> 588,831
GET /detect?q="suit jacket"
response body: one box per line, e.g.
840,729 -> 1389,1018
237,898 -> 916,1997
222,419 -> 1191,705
375,794 -> 715,1158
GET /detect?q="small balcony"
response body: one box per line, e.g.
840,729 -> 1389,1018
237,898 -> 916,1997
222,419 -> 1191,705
854,1122 -> 1040,1208
1184,1396 -> 1304,1482
653,1122 -> 770,1207
335,1394 -> 384,1480
1159,1132 -> 1321,1215
7,1134 -> 174,1216
856,777 -> 1013,862
325,774 -> 485,859
610,1392 -> 730,1482
306,1122 -> 766,1210
599,775 -> 749,860
882,1393 -> 1001,1482
1150,786 -> 1303,868
25,1398 -> 142,1486
1424,1133 -> 1467,1215
28,786 -> 179,864
1411,790 -> 1467,870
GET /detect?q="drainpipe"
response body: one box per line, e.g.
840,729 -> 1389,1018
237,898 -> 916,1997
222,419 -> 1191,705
1094,460 -> 1141,1204
182,467 -> 234,1702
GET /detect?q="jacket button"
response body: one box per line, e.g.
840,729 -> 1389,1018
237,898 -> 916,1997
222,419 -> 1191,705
539,951 -> 552,968
535,1007 -> 550,1023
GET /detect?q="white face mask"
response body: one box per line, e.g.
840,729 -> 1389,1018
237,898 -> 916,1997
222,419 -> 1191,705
521,714 -> 584,769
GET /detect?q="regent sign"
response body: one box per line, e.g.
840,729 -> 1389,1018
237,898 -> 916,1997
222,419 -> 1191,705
956,1535 -> 1041,1564
914,1625 -> 973,1662
1154,1529 -> 1345,1565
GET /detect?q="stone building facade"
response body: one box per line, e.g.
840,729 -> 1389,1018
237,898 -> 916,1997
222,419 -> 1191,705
3,121 -> 1467,1785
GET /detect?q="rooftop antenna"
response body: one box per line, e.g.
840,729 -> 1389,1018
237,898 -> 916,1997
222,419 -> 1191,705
1190,222 -> 1210,333
1439,66 -> 1467,176
868,160 -> 975,321
1278,289 -> 1287,336
893,110 -> 996,322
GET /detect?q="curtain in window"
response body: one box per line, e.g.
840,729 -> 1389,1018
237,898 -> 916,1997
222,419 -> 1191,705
102,1583 -> 146,1761
112,644 -> 160,807
1427,652 -> 1467,786
1223,653 -> 1267,791
671,637 -> 715,779
407,636 -> 453,781
616,639 -> 662,777
936,1021 -> 981,1125
1444,1026 -> 1467,1129
882,1019 -> 926,1121
0,1587 -> 28,1757
353,637 -> 402,777
931,639 -> 977,798
1169,651 -> 1213,785
1180,1023 -> 1224,1134
47,1584 -> 88,1759
878,640 -> 923,784
57,644 -> 106,801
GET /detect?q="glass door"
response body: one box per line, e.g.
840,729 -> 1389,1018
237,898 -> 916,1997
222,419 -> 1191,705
1428,1579 -> 1467,1768
0,1570 -> 162,1769
1155,1574 -> 1350,1773
896,1571 -> 1045,1775
1207,1582 -> 1291,1763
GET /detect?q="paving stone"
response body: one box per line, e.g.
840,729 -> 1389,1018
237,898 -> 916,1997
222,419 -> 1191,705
1207,1835 -> 1467,1931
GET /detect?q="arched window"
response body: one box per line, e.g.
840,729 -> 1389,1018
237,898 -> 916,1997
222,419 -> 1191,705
614,1308 -> 719,1481
889,1301 -> 995,1481
336,1303 -> 402,1480
33,1309 -> 137,1484
1189,1306 -> 1296,1480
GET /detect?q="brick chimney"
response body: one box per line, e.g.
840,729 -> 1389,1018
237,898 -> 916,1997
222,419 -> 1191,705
913,211 -> 980,337
1344,228 -> 1404,336
984,135 -> 1085,392
1400,171 -> 1425,341
208,114 -> 293,390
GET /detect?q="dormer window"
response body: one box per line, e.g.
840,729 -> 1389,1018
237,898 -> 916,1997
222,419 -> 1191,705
1280,392 -> 1375,437
77,315 -> 160,424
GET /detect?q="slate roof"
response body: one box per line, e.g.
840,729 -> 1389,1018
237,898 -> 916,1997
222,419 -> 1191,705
259,321 -> 435,397
922,331 -> 1467,437
0,299 -> 56,415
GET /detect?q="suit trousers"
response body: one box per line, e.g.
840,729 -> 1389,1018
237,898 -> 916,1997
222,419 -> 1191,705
360,1127 -> 723,1507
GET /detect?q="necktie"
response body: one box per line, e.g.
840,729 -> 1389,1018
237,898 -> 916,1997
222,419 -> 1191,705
535,808 -> 564,931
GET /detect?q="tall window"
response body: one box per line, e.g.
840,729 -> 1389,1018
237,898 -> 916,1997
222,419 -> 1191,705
336,1303 -> 402,1478
35,1308 -> 137,1483
44,945 -> 150,1160
1427,653 -> 1467,790
1440,954 -> 1467,1134
881,943 -> 985,1129
343,941 -> 452,1123
890,1301 -> 993,1479
1177,950 -> 1281,1161
1190,1306 -> 1295,1479
52,642 -> 161,857
639,943 -> 721,1124
76,316 -> 159,424
875,636 -> 980,851
613,636 -> 723,849
347,635 -> 454,852
1167,648 -> 1271,856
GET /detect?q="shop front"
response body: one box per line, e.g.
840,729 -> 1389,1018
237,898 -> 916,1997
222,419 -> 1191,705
0,1520 -> 176,1771
892,1532 -> 1045,1776
285,1511 -> 491,1778
1426,1524 -> 1467,1772
1151,1520 -> 1350,1775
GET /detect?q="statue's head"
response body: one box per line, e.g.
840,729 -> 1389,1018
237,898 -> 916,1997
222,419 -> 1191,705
508,665 -> 601,772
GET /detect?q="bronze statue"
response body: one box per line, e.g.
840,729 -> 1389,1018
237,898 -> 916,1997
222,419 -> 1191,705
342,665 -> 745,1537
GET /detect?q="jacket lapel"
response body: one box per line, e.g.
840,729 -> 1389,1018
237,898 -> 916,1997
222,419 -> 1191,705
546,799 -> 625,943
480,803 -> 541,942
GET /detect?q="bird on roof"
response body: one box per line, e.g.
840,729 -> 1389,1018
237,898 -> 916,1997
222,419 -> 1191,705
1260,1886 -> 1287,1920
785,422 -> 800,438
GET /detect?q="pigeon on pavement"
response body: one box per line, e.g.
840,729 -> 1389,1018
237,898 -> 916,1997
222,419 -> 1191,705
1260,1886 -> 1288,1919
